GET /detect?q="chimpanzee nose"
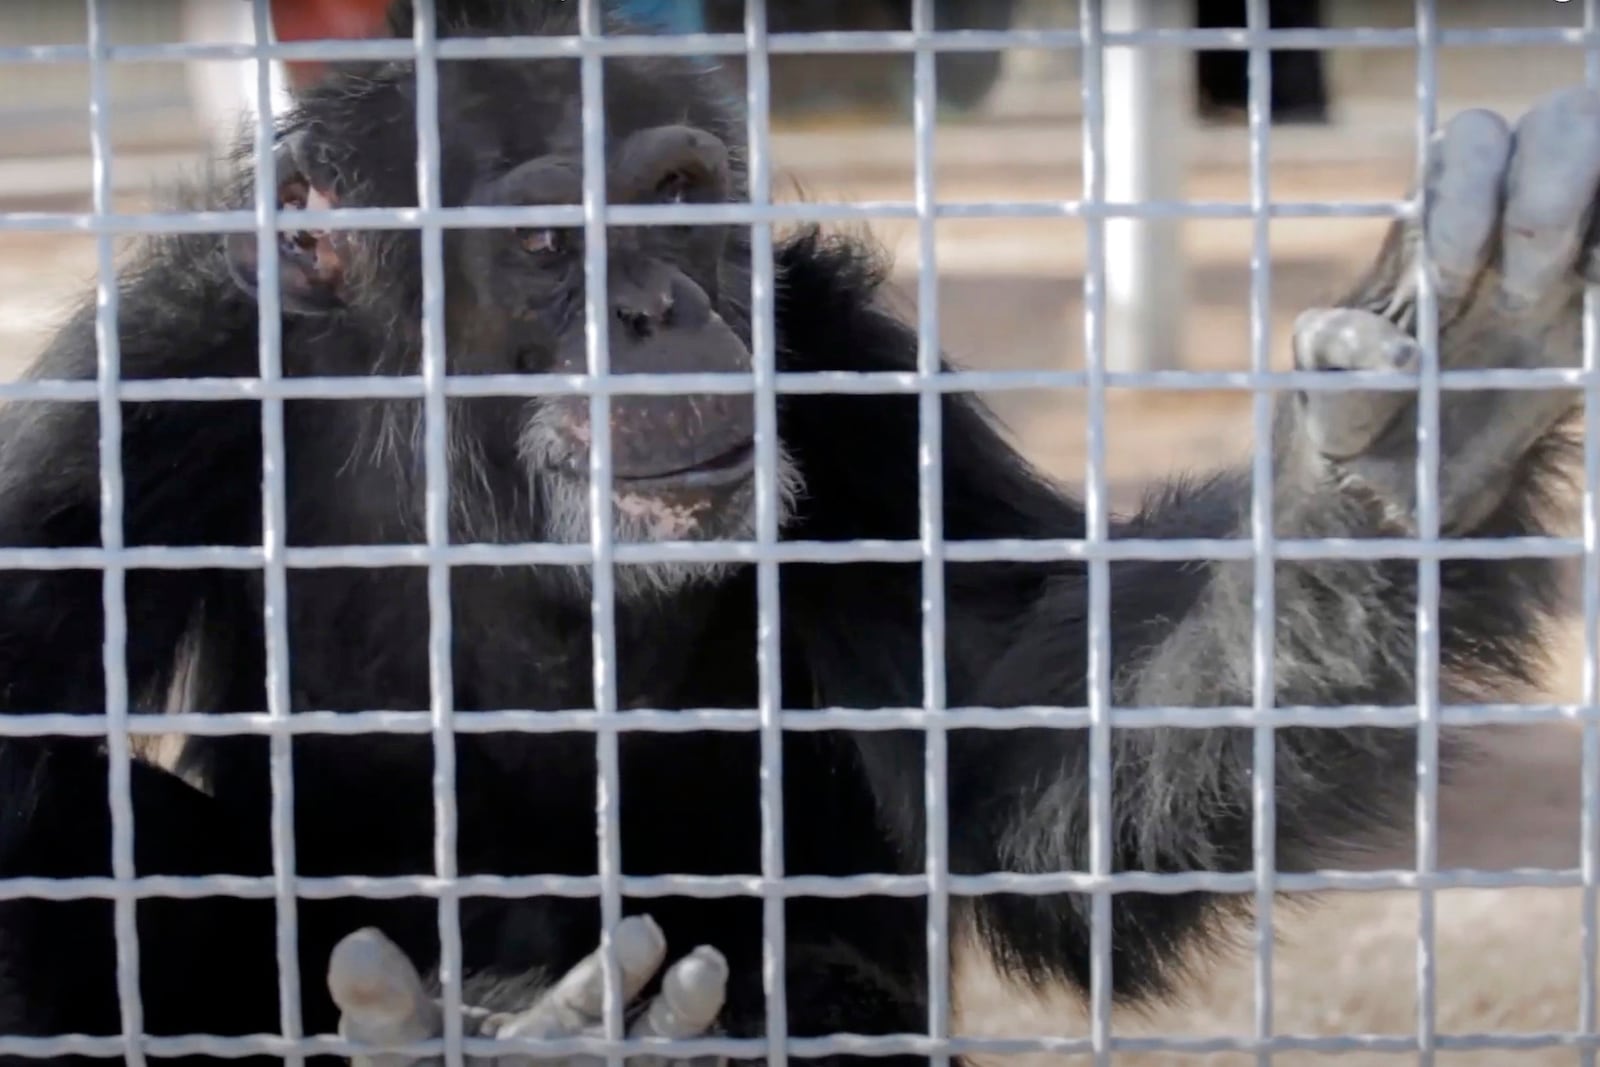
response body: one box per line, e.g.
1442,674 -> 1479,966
612,270 -> 711,338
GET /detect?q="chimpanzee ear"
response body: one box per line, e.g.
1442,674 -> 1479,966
224,136 -> 349,316
224,227 -> 348,317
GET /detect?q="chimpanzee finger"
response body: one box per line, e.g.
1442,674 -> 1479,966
629,945 -> 728,1040
1292,306 -> 1420,460
1498,87 -> 1600,311
622,946 -> 729,1067
491,914 -> 669,1040
1422,106 -> 1512,319
328,927 -> 444,1053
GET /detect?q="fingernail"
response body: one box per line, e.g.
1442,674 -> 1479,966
614,915 -> 667,974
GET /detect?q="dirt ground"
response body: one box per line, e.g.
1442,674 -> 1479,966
1,128 -> 1595,1064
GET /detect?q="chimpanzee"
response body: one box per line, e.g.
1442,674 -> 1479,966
0,1 -> 1587,1064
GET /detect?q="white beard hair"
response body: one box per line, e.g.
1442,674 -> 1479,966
516,400 -> 807,603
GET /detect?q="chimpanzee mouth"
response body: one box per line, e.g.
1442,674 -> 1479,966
613,440 -> 756,492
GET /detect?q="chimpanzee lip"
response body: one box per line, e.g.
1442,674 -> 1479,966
612,440 -> 756,491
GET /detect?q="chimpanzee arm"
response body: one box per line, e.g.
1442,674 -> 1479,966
944,91 -> 1589,1001
776,89 -> 1588,1012
0,230 -> 273,1040
0,229 -> 264,716
0,744 -> 278,1043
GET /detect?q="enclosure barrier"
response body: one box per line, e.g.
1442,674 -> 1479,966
0,0 -> 1597,1063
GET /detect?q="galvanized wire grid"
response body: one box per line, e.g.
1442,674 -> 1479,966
0,0 -> 1593,1060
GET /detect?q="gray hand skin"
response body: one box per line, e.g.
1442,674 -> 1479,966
1287,87 -> 1597,537
328,916 -> 728,1067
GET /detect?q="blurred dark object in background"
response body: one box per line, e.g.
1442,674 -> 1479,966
261,1 -> 1331,126
1194,0 -> 1330,124
261,0 -> 1021,122
702,0 -> 1021,119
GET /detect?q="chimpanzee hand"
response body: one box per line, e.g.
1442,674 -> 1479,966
328,915 -> 728,1067
1284,86 -> 1595,534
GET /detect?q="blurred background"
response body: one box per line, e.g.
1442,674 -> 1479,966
1,2 -> 1597,1063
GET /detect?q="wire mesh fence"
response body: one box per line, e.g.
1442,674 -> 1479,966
0,0 -> 1595,1063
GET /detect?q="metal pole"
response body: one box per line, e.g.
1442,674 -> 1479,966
1103,0 -> 1188,372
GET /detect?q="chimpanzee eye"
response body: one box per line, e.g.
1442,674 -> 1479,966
516,227 -> 563,255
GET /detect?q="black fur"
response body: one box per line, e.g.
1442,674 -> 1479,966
0,2 -> 1571,1064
